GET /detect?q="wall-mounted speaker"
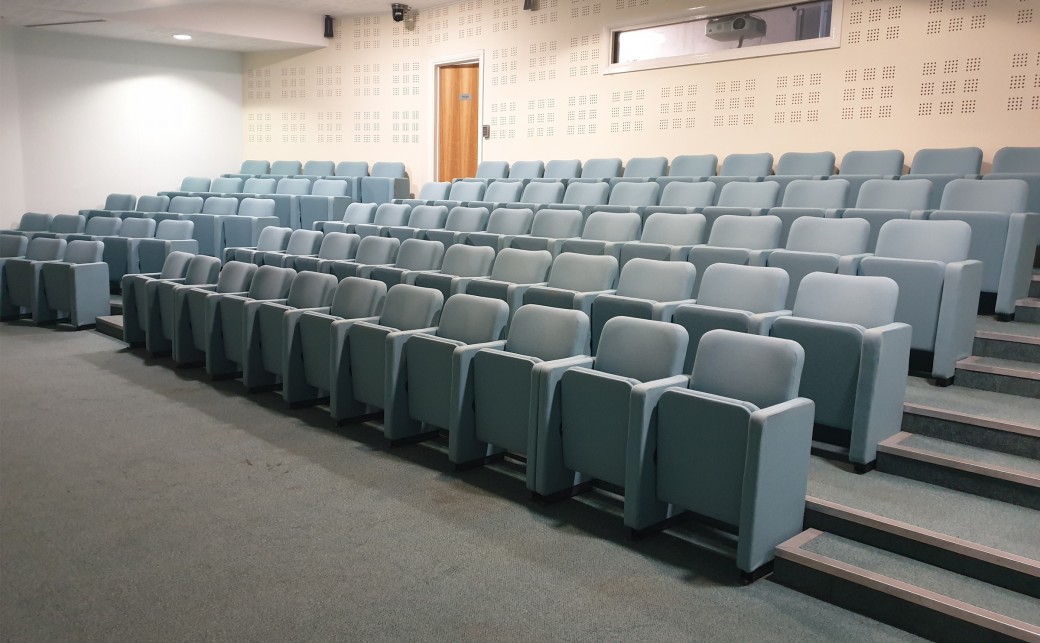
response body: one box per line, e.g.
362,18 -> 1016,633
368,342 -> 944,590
324,15 -> 334,39
523,0 -> 534,10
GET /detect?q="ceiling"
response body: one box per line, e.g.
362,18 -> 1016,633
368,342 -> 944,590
0,0 -> 449,52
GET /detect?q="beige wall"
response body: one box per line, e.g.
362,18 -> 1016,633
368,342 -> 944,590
243,0 -> 1040,190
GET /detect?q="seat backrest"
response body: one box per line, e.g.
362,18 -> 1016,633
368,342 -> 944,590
342,202 -> 378,224
418,182 -> 451,200
720,153 -> 773,176
485,208 -> 534,235
119,217 -> 156,239
607,182 -> 660,207
991,147 -> 1040,173
509,160 -> 544,179
776,151 -> 836,176
562,182 -> 610,206
158,251 -> 194,279
336,161 -> 370,177
856,178 -> 931,210
63,240 -> 103,264
529,208 -> 584,238
169,196 -> 204,214
255,227 -> 292,251
874,219 -> 971,263
696,264 -> 790,313
546,252 -> 618,291
136,195 -> 170,212
939,178 -> 1028,213
707,215 -> 782,249
371,161 -> 407,178
25,237 -> 67,261
439,244 -> 495,278
183,255 -> 221,285
623,157 -> 668,178
285,270 -> 337,308
202,197 -> 238,215
48,214 -> 85,234
378,283 -> 444,330
715,181 -> 780,208
302,160 -> 335,176
215,261 -> 258,293
373,203 -> 412,226
17,212 -> 53,232
309,179 -> 349,197
475,161 -> 510,179
544,159 -> 582,179
444,206 -> 490,232
270,160 -> 302,176
210,177 -> 243,193
354,235 -> 400,264
238,197 -> 276,218
180,176 -> 211,192
245,265 -> 295,299
520,181 -> 565,203
658,181 -> 716,207
580,158 -> 623,179
785,217 -> 870,255
792,272 -> 898,327
436,294 -> 509,343
276,178 -> 312,196
839,149 -> 905,175
240,159 -> 270,174
84,216 -> 121,236
104,194 -> 136,210
690,329 -> 803,409
284,229 -> 324,255
394,238 -> 444,270
640,212 -> 706,245
506,304 -> 590,359
317,232 -> 359,259
447,181 -> 485,202
670,154 -> 718,177
595,317 -> 687,382
615,258 -> 696,301
483,181 -> 524,202
243,178 -> 277,194
781,179 -> 848,208
405,205 -> 449,229
0,234 -> 27,258
910,147 -> 983,175
489,248 -> 552,282
330,277 -> 387,318
580,211 -> 641,242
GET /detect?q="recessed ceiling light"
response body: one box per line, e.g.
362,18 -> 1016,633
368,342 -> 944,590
173,34 -> 192,40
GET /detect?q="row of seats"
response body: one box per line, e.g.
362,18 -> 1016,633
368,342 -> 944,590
212,160 -> 410,205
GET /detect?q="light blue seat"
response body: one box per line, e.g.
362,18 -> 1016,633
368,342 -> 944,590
243,271 -> 338,390
79,193 -> 136,221
386,294 -> 509,443
610,156 -> 668,186
284,277 -> 388,407
840,178 -> 932,251
1,212 -> 54,239
224,226 -> 292,265
224,177 -> 278,203
181,196 -> 231,258
902,147 -> 983,209
302,160 -> 335,177
667,154 -> 718,180
327,236 -> 400,280
264,177 -> 312,229
222,198 -> 279,251
191,177 -> 244,201
205,265 -> 296,378
830,149 -> 905,207
353,203 -> 413,239
556,211 -> 642,258
145,255 -> 222,355
35,240 -> 107,327
458,161 -> 510,186
540,159 -> 582,181
509,208 -> 584,255
618,212 -> 706,265
508,160 -> 544,180
168,195 -> 205,215
265,160 -> 302,178
397,181 -> 451,207
367,238 -> 445,289
671,263 -> 791,371
360,162 -> 410,204
590,182 -> 661,220
100,217 -> 156,284
431,181 -> 487,209
772,272 -> 911,468
700,181 -> 781,235
315,202 -> 378,234
0,235 -> 28,265
708,153 -> 774,193
653,329 -> 814,577
121,195 -> 171,220
589,258 -> 696,352
298,179 -> 353,232
464,247 -> 552,315
552,182 -> 610,219
522,252 -> 619,316
766,178 -> 850,245
329,283 -> 444,423
31,214 -> 86,240
261,229 -> 324,267
508,181 -> 566,213
163,176 -> 211,198
64,215 -> 121,242
858,219 -> 982,383
466,208 -> 535,252
466,181 -> 524,212
386,205 -> 450,242
576,157 -> 622,182
1,237 -> 67,320
687,215 -> 784,294
766,216 -> 872,309
121,251 -> 194,346
534,317 -> 688,529
767,151 -> 836,201
928,178 -> 1039,318
464,305 -> 591,469
641,181 -> 716,223
240,159 -> 270,175
173,261 -> 258,365
411,244 -> 496,299
984,146 -> 1040,214
329,161 -> 371,200
424,207 -> 490,249
294,232 -> 360,273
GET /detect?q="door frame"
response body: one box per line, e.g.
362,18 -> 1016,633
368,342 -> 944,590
429,50 -> 485,182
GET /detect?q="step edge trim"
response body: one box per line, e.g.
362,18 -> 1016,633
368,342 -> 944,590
975,330 -> 1040,346
957,356 -> 1040,381
903,402 -> 1040,436
876,439 -> 1040,487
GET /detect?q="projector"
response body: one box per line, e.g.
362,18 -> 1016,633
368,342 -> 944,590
705,14 -> 767,41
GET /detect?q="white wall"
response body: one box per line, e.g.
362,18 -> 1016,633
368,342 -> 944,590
0,28 -> 244,227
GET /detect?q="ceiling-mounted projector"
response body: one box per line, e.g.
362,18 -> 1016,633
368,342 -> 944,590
705,14 -> 767,41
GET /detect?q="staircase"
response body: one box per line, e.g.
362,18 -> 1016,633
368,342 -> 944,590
773,274 -> 1040,642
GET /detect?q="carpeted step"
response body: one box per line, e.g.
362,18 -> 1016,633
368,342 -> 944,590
876,432 -> 1040,510
973,317 -> 1040,364
1016,298 -> 1040,324
109,295 -> 123,316
94,315 -> 123,341
773,529 -> 1040,642
955,356 -> 1040,397
1030,276 -> 1040,300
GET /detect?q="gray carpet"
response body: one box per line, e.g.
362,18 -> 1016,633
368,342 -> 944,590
0,323 -> 921,641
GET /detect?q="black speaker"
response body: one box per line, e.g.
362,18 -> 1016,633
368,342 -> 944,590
523,0 -> 534,9
324,15 -> 334,39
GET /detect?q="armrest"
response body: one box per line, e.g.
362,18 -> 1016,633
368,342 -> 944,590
572,289 -> 618,317
851,322 -> 912,465
528,355 -> 596,494
933,259 -> 983,379
748,310 -> 792,336
837,252 -> 872,275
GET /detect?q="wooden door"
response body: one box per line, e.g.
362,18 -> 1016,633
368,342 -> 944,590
438,63 -> 479,181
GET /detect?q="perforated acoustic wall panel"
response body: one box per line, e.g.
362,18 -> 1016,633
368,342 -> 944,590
242,0 -> 1040,187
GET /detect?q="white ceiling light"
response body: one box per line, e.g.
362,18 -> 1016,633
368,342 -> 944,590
172,34 -> 192,40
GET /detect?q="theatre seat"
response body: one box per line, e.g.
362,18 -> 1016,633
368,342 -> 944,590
617,212 -> 706,266
411,244 -> 496,299
464,247 -> 553,315
146,255 -> 222,355
121,251 -> 194,346
36,240 -> 108,327
1,237 -> 67,321
522,252 -> 619,316
766,216 -> 872,309
293,232 -> 360,273
466,208 -> 536,252
173,261 -> 258,366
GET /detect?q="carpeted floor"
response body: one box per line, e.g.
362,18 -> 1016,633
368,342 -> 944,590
0,322 -> 921,641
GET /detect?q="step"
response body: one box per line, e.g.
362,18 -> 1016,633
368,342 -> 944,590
974,317 -> 1040,364
94,315 -> 124,341
902,378 -> 1040,458
876,432 -> 1040,509
109,296 -> 123,316
1017,298 -> 1040,324
1030,276 -> 1040,300
956,356 -> 1040,398
773,530 -> 1040,642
